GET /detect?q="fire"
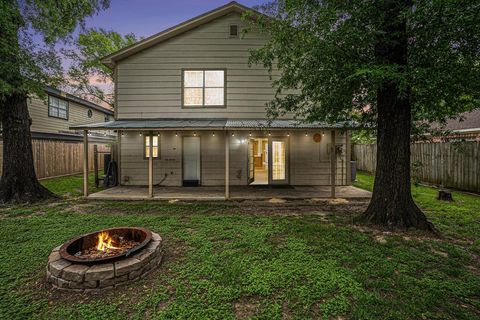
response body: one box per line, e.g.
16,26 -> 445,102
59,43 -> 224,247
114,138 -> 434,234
96,232 -> 119,252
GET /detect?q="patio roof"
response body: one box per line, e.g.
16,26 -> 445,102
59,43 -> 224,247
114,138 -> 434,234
70,119 -> 356,130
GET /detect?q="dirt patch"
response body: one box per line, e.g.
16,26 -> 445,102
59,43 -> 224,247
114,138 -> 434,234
233,296 -> 260,319
234,199 -> 369,216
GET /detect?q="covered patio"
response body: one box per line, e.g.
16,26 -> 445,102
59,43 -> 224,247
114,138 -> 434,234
87,185 -> 371,201
72,119 -> 358,201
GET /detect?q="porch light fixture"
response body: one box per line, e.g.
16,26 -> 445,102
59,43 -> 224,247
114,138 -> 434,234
157,132 -> 160,136
121,132 -> 125,136
139,132 -> 142,136
305,132 -> 308,136
249,132 -> 252,137
268,132 -> 271,136
175,132 -> 178,137
212,132 -> 215,136
194,132 -> 197,136
322,131 -> 325,136
287,132 -> 290,136
231,132 -> 235,137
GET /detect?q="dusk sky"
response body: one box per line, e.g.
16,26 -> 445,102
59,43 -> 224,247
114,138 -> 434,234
83,0 -> 264,38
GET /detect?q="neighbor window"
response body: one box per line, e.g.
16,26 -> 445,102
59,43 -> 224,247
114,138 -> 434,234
183,70 -> 225,107
48,96 -> 68,120
144,135 -> 159,158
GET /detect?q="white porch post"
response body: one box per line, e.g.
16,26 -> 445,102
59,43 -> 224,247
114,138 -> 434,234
148,131 -> 153,198
83,129 -> 89,197
330,130 -> 336,198
225,130 -> 230,199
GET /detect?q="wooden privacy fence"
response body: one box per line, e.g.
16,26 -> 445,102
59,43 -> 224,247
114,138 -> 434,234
353,142 -> 480,193
0,139 -> 110,180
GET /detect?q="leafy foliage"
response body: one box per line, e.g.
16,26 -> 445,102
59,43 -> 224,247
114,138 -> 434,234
64,28 -> 138,107
0,0 -> 109,106
245,0 -> 480,127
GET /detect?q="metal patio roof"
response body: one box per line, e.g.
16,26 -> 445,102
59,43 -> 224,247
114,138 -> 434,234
70,119 -> 355,130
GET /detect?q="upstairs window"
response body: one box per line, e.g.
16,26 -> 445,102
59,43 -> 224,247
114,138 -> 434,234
183,70 -> 225,107
48,96 -> 69,120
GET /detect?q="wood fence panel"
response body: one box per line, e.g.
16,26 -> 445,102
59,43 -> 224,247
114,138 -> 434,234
353,142 -> 480,193
0,139 -> 110,180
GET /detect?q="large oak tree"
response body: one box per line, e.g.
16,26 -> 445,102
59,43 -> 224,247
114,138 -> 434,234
247,0 -> 480,230
0,0 -> 110,203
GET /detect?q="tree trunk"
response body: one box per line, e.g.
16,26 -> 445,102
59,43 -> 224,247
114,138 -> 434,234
0,93 -> 55,203
360,0 -> 435,231
361,83 -> 434,231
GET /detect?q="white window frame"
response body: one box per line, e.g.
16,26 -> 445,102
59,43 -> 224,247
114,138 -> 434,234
144,135 -> 160,159
182,69 -> 226,108
48,95 -> 69,120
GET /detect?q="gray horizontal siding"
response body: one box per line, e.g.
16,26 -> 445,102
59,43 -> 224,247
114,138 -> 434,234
120,130 -> 348,187
28,97 -> 111,135
116,12 -> 282,119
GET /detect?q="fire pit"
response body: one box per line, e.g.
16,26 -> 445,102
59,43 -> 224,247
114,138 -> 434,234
46,227 -> 163,292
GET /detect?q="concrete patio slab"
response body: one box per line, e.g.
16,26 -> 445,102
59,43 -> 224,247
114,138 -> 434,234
87,185 -> 371,201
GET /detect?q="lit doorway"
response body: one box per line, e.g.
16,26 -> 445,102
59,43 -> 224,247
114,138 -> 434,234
248,137 -> 289,185
248,138 -> 269,185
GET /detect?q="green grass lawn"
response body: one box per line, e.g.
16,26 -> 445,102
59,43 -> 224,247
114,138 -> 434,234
0,172 -> 478,319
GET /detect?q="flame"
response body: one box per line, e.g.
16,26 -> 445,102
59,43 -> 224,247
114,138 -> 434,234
96,232 -> 118,252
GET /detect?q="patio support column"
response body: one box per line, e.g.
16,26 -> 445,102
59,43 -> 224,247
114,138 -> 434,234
225,130 -> 230,199
83,129 -> 89,197
330,130 -> 336,198
148,131 -> 153,198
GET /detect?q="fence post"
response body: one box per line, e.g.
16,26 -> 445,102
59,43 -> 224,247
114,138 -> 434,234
94,145 -> 98,188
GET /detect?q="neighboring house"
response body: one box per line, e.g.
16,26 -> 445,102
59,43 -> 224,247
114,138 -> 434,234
72,1 -> 353,198
29,86 -> 114,141
0,87 -> 115,179
430,109 -> 480,142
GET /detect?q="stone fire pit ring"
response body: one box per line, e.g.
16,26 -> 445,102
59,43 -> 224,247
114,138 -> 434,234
46,228 -> 163,292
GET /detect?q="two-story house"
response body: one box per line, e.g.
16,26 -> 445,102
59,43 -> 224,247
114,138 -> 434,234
1,87 -> 114,179
72,1 -> 357,199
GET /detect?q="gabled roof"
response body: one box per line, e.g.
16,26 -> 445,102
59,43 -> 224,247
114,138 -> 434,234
443,109 -> 480,132
101,1 -> 257,68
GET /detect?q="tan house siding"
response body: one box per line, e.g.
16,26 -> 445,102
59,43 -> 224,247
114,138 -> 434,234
116,12 -> 282,119
28,96 -> 111,135
119,130 -> 348,187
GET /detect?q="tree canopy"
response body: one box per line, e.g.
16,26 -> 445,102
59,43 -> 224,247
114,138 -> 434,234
0,0 -> 110,101
65,28 -> 138,107
246,0 -> 480,127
